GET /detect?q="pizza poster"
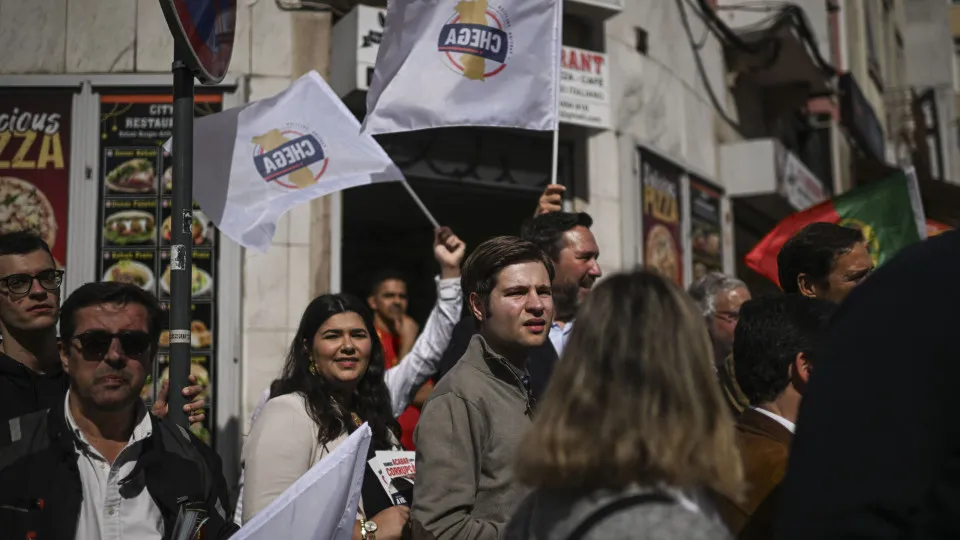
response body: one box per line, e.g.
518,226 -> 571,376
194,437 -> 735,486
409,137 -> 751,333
640,149 -> 684,285
690,177 -> 724,282
98,93 -> 222,445
0,90 -> 72,269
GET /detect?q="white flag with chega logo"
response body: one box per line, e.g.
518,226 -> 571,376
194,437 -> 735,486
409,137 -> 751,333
231,424 -> 371,540
362,0 -> 561,135
164,71 -> 403,252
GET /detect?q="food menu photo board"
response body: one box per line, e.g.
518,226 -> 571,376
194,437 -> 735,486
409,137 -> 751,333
639,149 -> 684,286
0,90 -> 73,271
98,93 -> 222,445
690,177 -> 724,282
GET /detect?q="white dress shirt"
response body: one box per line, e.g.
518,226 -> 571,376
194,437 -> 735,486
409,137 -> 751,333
752,406 -> 796,434
234,275 -> 462,524
548,319 -> 574,357
65,391 -> 164,540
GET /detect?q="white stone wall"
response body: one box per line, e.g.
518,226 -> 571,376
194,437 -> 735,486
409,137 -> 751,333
602,1 -> 730,270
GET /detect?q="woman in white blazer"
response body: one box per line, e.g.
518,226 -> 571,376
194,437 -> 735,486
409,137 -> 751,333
242,228 -> 465,540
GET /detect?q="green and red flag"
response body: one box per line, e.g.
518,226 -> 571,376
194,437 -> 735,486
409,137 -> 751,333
927,219 -> 952,237
745,170 -> 926,287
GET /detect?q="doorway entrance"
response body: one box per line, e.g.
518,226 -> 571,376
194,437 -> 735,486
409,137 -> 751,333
341,178 -> 541,325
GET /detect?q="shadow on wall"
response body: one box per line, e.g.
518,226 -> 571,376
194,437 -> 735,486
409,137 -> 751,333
216,415 -> 243,510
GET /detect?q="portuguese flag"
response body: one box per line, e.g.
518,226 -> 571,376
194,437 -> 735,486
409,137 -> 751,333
745,171 -> 926,288
927,219 -> 952,237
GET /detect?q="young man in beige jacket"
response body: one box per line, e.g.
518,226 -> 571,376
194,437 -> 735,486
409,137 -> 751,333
412,236 -> 555,540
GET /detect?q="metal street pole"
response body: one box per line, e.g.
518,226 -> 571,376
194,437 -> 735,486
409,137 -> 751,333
168,46 -> 195,429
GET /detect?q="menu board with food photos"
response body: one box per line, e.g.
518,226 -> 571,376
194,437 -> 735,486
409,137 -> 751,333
97,93 -> 222,445
689,176 -> 724,282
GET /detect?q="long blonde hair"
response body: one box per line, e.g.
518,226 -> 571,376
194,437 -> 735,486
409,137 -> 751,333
516,269 -> 743,501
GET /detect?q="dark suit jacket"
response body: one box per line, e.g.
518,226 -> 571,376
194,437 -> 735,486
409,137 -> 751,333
434,316 -> 558,403
775,230 -> 960,540
715,408 -> 793,539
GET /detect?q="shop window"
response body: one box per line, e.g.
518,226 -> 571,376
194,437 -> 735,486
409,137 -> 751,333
562,13 -> 603,51
635,27 -> 649,55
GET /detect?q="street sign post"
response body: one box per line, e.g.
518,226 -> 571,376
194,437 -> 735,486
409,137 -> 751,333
158,0 -> 236,429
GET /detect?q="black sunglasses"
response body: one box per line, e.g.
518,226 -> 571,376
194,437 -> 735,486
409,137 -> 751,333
0,269 -> 63,295
72,330 -> 153,359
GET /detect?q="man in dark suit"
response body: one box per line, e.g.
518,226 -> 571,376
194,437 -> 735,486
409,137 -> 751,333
775,230 -> 960,539
713,294 -> 835,539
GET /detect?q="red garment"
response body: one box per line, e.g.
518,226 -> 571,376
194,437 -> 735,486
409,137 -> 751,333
397,406 -> 421,451
376,323 -> 423,450
376,325 -> 402,369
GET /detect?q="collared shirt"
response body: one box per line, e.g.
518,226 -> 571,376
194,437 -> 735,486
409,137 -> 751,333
65,391 -> 164,540
752,406 -> 796,434
548,319 -> 574,357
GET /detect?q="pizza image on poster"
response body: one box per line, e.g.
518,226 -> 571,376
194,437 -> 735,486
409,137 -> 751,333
0,91 -> 73,269
0,176 -> 58,250
645,223 -> 681,285
640,149 -> 684,286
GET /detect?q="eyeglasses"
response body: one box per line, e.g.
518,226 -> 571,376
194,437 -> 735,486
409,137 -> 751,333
72,330 -> 152,359
714,310 -> 740,323
0,269 -> 64,295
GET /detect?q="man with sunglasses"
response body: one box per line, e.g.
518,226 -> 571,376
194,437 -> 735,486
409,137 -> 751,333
0,281 -> 237,539
0,231 -> 205,428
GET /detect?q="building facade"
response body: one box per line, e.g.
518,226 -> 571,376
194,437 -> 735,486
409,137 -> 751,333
1,0 -> 953,500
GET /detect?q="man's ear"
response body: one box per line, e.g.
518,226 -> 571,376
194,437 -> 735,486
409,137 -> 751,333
794,351 -> 813,385
367,295 -> 377,311
469,292 -> 485,323
59,340 -> 70,375
796,273 -> 820,298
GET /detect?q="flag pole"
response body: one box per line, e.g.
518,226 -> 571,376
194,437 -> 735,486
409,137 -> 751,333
552,1 -> 571,211
168,45 -> 194,429
401,179 -> 441,229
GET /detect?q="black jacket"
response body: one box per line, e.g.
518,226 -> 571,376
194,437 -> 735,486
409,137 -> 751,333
434,316 -> 558,403
0,352 -> 68,425
774,229 -> 960,539
0,403 -> 238,540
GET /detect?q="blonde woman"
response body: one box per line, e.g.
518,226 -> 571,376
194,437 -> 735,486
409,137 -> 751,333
504,270 -> 743,540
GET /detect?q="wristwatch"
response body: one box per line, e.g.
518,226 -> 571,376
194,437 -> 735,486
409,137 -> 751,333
361,519 -> 378,540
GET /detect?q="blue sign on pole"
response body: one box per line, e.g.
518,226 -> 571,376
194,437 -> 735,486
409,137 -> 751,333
159,0 -> 237,84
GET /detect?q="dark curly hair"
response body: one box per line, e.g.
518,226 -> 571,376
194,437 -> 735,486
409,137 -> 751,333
777,223 -> 864,293
519,211 -> 593,262
270,294 -> 399,450
733,294 -> 836,405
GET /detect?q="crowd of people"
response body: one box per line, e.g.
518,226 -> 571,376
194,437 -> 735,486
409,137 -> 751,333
0,181 -> 957,540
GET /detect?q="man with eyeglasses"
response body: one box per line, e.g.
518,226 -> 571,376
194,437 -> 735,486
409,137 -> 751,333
0,231 -> 205,429
688,272 -> 752,415
0,281 -> 237,539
